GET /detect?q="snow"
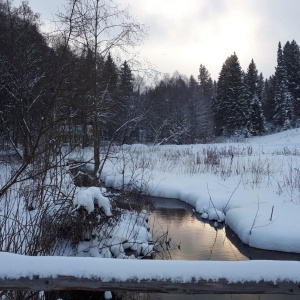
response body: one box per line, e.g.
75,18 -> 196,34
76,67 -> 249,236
1,252 -> 300,283
3,129 -> 300,287
74,208 -> 153,260
104,291 -> 112,299
99,128 -> 300,254
73,187 -> 112,216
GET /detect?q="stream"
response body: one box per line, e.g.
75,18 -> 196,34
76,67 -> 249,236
70,169 -> 300,299
122,197 -> 300,300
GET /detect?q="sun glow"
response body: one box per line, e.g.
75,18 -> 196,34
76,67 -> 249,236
129,0 -> 262,79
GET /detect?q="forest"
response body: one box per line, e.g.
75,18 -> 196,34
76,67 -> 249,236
1,0 -> 300,160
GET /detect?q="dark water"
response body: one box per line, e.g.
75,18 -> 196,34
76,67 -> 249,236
128,197 -> 300,300
150,197 -> 300,262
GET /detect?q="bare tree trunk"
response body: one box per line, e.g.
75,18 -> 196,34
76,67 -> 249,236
93,113 -> 100,174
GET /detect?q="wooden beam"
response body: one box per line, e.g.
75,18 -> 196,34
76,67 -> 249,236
1,276 -> 300,294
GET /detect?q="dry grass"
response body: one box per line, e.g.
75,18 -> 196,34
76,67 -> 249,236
108,143 -> 300,203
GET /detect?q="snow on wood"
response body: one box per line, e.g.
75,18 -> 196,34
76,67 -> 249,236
1,253 -> 300,293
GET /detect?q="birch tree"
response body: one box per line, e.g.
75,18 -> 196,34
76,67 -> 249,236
57,0 -> 146,175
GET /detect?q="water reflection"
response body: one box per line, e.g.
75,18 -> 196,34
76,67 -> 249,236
150,198 -> 247,261
150,197 -> 300,262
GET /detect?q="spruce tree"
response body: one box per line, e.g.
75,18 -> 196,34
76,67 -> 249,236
198,64 -> 213,97
257,73 -> 265,105
215,53 -> 247,136
102,52 -> 118,97
245,59 -> 265,135
274,42 -> 294,129
198,64 -> 214,139
283,40 -> 300,118
263,76 -> 276,126
116,60 -> 137,144
187,75 -> 199,143
118,60 -> 134,97
214,63 -> 227,135
167,73 -> 190,144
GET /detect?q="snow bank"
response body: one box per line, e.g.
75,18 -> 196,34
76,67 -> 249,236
99,130 -> 300,254
71,186 -> 153,259
75,208 -> 153,259
73,187 -> 112,216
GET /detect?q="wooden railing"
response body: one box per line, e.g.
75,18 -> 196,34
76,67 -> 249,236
1,276 -> 300,294
1,252 -> 300,294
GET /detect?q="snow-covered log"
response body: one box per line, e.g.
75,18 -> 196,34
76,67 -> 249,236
1,252 -> 300,294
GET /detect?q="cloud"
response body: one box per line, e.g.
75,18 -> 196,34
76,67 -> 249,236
144,0 -> 300,79
128,0 -> 267,78
16,0 -> 300,80
197,0 -> 228,21
247,0 -> 300,78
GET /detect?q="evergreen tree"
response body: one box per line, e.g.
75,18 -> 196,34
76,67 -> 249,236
245,59 -> 265,135
198,64 -> 213,97
118,60 -> 134,97
214,53 -> 247,136
246,59 -> 258,96
283,40 -> 300,118
273,42 -> 294,129
187,75 -> 199,143
263,76 -> 276,126
257,73 -> 265,105
144,77 -> 171,144
167,73 -> 190,144
102,52 -> 118,97
145,73 -> 191,144
115,60 -> 138,144
197,64 -> 214,140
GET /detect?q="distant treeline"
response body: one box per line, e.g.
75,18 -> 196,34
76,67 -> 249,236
1,0 -> 299,154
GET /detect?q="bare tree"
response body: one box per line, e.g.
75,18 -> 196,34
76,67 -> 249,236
56,0 -> 147,176
0,1 -> 80,198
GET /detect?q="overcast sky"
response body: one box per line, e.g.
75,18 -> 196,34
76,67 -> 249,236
13,0 -> 300,81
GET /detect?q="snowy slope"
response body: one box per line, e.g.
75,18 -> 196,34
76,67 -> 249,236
100,129 -> 300,253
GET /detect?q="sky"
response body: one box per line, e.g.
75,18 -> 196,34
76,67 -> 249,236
13,0 -> 300,81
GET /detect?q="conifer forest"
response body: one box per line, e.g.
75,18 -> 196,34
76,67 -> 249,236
1,1 -> 300,156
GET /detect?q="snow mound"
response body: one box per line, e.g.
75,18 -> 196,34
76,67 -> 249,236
73,187 -> 112,216
248,128 -> 300,146
207,208 -> 225,222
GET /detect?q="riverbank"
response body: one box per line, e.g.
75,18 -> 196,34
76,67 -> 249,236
150,197 -> 300,261
98,128 -> 300,254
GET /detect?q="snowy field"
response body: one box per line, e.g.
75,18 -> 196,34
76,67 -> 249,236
2,129 -> 300,287
99,128 -> 300,254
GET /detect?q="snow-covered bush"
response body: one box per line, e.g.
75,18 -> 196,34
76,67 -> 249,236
73,187 -> 112,216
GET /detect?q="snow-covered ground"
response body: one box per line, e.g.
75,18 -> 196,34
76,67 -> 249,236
71,187 -> 154,259
2,129 -> 300,287
99,128 -> 300,254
